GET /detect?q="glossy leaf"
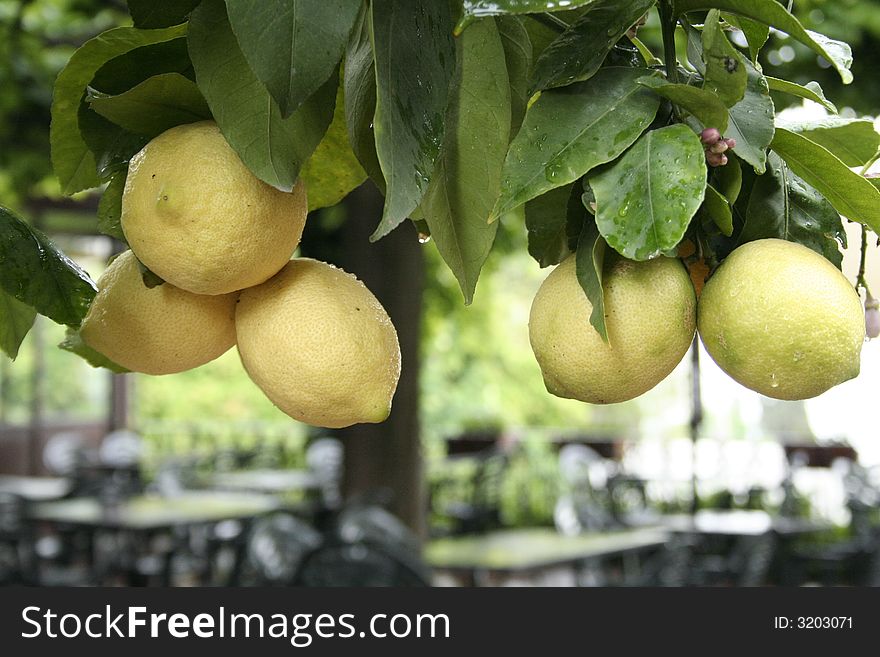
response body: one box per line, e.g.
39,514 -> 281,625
701,10 -> 747,107
59,328 -> 129,373
0,206 -> 96,327
491,67 -> 661,220
370,0 -> 456,241
725,57 -> 774,173
301,83 -> 367,211
526,183 -> 575,268
771,128 -> 880,232
419,18 -> 509,304
722,12 -> 769,62
87,73 -> 211,138
766,77 -> 837,114
713,152 -> 742,204
575,220 -> 608,343
344,7 -> 384,190
224,0 -> 361,118
188,0 -> 336,191
638,76 -> 728,133
127,0 -> 200,28
775,116 -> 880,167
498,16 -> 532,140
673,0 -> 853,84
0,290 -> 36,360
741,152 -> 845,267
50,24 -> 187,195
458,0 -> 602,32
702,184 -> 733,236
530,0 -> 655,92
97,173 -> 127,242
591,124 -> 707,261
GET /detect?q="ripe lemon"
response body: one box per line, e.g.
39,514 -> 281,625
698,238 -> 864,400
80,250 -> 237,375
235,258 -> 401,428
121,121 -> 307,295
529,253 -> 696,404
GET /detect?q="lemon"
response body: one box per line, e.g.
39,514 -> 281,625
80,250 -> 237,375
698,238 -> 864,400
121,121 -> 307,295
529,253 -> 696,404
235,258 -> 401,428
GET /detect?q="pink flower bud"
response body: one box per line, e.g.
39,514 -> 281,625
709,140 -> 729,154
866,294 -> 880,339
724,138 -> 737,149
706,152 -> 728,167
700,128 -> 722,145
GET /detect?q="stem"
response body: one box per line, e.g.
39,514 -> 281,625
532,12 -> 569,33
856,149 -> 880,295
658,0 -> 680,84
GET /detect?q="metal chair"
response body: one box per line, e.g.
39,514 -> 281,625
0,492 -> 34,584
246,513 -> 323,585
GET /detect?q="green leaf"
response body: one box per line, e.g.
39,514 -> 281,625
0,290 -> 36,360
59,328 -> 129,373
591,124 -> 707,261
713,152 -> 742,204
224,0 -> 361,118
300,82 -> 367,211
575,221 -> 608,343
97,173 -> 127,242
498,16 -> 533,141
87,73 -> 211,138
0,206 -> 96,327
50,24 -> 188,195
525,184 -> 575,268
188,0 -> 337,192
419,18 -> 509,304
771,128 -> 880,232
722,13 -> 769,62
90,38 -> 194,96
741,152 -> 846,267
458,0 -> 603,32
78,108 -> 149,183
725,57 -> 774,173
127,0 -> 200,28
775,116 -> 880,167
370,0 -> 456,241
491,67 -> 661,220
529,0 -> 655,92
638,76 -> 729,133
344,7 -> 384,191
702,184 -> 733,236
701,10 -> 747,107
766,77 -> 837,114
673,0 -> 853,84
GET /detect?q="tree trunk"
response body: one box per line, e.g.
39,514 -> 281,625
307,184 -> 426,537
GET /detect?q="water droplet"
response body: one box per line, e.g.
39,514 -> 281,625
769,373 -> 779,388
418,233 -> 431,244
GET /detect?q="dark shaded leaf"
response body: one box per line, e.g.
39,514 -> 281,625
370,0 -> 456,241
0,289 -> 36,360
0,206 -> 96,327
88,73 -> 211,138
725,57 -> 774,173
575,220 -> 608,343
127,0 -> 200,28
188,0 -> 336,191
526,183 -> 575,268
771,128 -> 880,232
458,0 -> 601,33
50,24 -> 187,194
90,38 -> 194,95
491,67 -> 661,220
224,0 -> 361,118
713,152 -> 742,204
530,0 -> 655,92
591,124 -> 707,261
97,173 -> 127,242
419,18 -> 508,304
741,152 -> 845,267
673,0 -> 853,84
703,184 -> 733,236
498,16 -> 532,141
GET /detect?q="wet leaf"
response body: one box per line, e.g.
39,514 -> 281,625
702,184 -> 733,236
97,173 -> 127,242
525,183 -> 575,268
498,16 -> 532,141
575,220 -> 608,343
702,10 -> 747,107
775,116 -> 879,167
458,0 -> 602,33
0,289 -> 36,360
638,76 -> 729,133
725,57 -> 774,173
722,12 -> 769,62
766,77 -> 837,114
591,124 -> 707,261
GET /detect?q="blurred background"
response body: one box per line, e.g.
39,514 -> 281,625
2,0 -> 880,587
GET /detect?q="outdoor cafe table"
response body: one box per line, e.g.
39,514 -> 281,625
28,491 -> 280,584
425,527 -> 670,586
206,468 -> 320,496
0,475 -> 72,502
